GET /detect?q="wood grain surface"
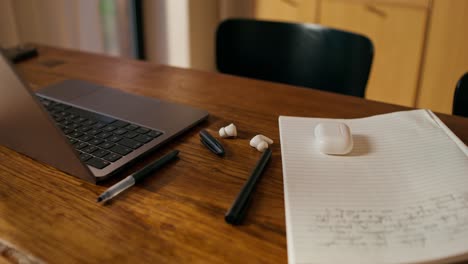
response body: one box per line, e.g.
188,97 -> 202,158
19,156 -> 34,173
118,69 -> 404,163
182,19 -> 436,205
1,46 -> 467,264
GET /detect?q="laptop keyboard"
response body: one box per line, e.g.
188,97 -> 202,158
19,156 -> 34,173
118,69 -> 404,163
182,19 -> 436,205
37,96 -> 163,169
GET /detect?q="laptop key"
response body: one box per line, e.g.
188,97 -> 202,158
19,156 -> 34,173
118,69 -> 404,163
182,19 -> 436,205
97,132 -> 112,139
89,138 -> 104,145
77,126 -> 92,132
79,153 -> 92,161
147,130 -> 162,138
75,117 -> 88,123
134,134 -> 153,144
44,101 -> 56,109
52,105 -> 67,111
113,120 -> 129,128
103,153 -> 122,162
124,131 -> 139,139
93,122 -> 106,129
61,119 -> 73,126
136,127 -> 150,134
54,116 -> 64,122
67,107 -> 115,124
82,145 -> 98,154
40,99 -> 52,107
108,135 -> 122,143
103,125 -> 117,132
57,111 -> 70,117
75,142 -> 88,150
63,128 -> 74,134
69,131 -> 84,138
113,128 -> 127,135
82,119 -> 96,126
86,158 -> 110,169
125,124 -> 139,131
118,138 -> 143,149
110,145 -> 132,155
68,123 -> 82,129
87,129 -> 101,136
67,113 -> 79,120
99,142 -> 115,149
79,134 -> 93,142
93,149 -> 110,158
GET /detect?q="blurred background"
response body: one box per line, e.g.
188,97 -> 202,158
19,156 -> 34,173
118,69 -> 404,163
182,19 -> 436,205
0,0 -> 467,115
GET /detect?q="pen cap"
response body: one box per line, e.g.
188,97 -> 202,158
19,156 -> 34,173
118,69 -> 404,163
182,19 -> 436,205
200,130 -> 225,156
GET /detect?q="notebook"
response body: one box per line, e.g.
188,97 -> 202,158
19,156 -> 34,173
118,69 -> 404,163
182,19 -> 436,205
278,109 -> 468,264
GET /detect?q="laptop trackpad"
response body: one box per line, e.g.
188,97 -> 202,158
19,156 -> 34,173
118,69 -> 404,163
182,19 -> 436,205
71,86 -> 167,126
38,79 -> 208,135
73,87 -> 161,117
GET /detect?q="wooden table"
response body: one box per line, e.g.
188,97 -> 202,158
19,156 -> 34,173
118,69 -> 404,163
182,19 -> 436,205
1,46 -> 467,263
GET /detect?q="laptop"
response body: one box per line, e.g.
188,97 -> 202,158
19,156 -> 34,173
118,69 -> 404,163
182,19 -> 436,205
0,51 -> 208,183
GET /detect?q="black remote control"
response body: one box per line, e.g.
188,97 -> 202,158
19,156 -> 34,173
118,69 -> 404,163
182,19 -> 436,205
1,44 -> 38,63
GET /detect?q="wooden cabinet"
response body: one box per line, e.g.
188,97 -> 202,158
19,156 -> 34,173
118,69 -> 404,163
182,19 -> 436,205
417,0 -> 468,114
254,0 -> 430,107
319,0 -> 430,107
254,0 -> 319,23
253,0 -> 468,114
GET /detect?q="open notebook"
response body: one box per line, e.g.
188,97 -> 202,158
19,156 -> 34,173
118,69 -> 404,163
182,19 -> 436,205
279,110 -> 468,264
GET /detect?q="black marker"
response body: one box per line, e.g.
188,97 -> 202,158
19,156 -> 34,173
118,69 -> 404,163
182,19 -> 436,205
225,148 -> 272,225
97,150 -> 179,203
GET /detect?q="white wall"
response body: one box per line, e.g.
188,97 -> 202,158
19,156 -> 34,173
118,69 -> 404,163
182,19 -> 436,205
1,0 -> 253,71
11,0 -> 80,49
0,0 -> 128,56
143,0 -> 253,71
143,0 -> 190,68
0,0 -> 20,47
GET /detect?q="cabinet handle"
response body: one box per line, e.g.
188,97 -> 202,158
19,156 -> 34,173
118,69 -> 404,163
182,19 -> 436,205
281,0 -> 299,7
366,4 -> 387,18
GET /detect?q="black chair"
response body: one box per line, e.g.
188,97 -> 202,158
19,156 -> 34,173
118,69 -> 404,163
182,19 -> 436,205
453,72 -> 468,117
216,19 -> 374,98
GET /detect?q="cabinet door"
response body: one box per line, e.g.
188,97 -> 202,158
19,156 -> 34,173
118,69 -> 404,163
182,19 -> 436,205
255,0 -> 319,23
320,0 -> 429,107
417,0 -> 468,114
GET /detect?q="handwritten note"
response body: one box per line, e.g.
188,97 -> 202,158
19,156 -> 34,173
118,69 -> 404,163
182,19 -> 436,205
309,193 -> 468,248
279,110 -> 468,264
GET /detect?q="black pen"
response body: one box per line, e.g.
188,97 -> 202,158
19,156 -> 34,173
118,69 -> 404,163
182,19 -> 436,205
200,129 -> 225,156
225,148 -> 272,225
97,150 -> 179,203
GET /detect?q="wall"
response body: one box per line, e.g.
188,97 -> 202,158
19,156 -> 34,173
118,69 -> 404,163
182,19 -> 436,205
0,0 -> 134,57
189,0 -> 219,71
143,0 -> 190,68
1,0 -> 253,72
0,0 -> 19,47
143,0 -> 253,71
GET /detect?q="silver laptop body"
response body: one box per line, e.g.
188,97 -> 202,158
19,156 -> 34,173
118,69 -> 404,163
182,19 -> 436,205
0,52 -> 208,183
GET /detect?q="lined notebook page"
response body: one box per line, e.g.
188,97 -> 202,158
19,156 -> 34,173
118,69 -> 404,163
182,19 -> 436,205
278,110 -> 468,264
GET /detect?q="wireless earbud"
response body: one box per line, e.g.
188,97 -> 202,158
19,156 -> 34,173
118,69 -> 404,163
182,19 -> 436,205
250,135 -> 273,152
219,123 -> 237,138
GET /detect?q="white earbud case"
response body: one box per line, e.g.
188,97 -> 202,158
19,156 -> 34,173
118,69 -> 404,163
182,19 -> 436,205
314,122 -> 353,155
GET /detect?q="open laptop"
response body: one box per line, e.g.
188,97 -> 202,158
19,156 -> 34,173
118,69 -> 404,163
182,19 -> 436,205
0,51 -> 208,183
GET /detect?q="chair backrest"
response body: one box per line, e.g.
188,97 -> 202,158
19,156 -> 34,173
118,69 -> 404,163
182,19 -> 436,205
216,19 -> 374,97
453,72 -> 468,117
